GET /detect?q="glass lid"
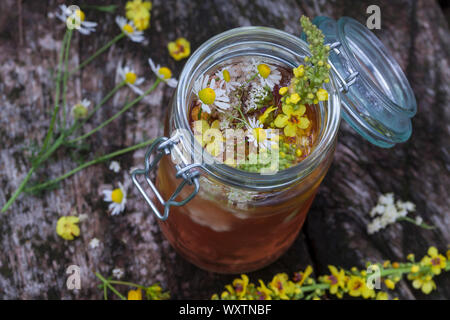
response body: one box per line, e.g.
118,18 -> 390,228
306,16 -> 417,148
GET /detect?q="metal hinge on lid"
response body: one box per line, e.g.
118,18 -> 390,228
328,41 -> 359,93
131,134 -> 201,221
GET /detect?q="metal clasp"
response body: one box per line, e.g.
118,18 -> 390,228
328,41 -> 359,93
131,134 -> 201,221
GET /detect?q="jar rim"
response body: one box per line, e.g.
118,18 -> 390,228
174,26 -> 341,190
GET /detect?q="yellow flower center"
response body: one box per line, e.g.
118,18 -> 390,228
125,72 -> 137,84
257,64 -> 271,79
111,188 -> 124,203
223,69 -> 231,82
253,128 -> 267,143
198,88 -> 216,105
75,10 -> 85,22
158,67 -> 172,80
123,23 -> 134,34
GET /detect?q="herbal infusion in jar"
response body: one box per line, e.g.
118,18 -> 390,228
154,17 -> 335,273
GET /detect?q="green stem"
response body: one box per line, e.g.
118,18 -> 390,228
69,79 -> 161,144
41,29 -> 69,154
24,138 -> 157,193
69,33 -> 125,76
1,167 -> 35,213
108,280 -> 146,290
95,272 -> 126,300
398,216 -> 435,229
83,82 -> 125,125
61,29 -> 73,129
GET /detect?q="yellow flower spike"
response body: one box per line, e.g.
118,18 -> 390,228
124,72 -> 137,85
316,88 -> 328,101
198,88 -> 216,105
56,216 -> 80,240
158,67 -> 172,80
258,106 -> 277,124
168,37 -> 191,61
111,188 -> 124,204
222,69 -> 231,82
257,64 -> 271,79
384,279 -> 395,290
128,288 -> 143,300
279,87 -> 289,96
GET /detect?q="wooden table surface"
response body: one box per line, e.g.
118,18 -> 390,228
0,0 -> 449,299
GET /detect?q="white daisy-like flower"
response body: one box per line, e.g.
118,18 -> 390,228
117,64 -> 145,95
215,68 -> 240,93
246,117 -> 272,149
89,238 -> 100,249
148,58 -> 178,88
71,99 -> 90,120
256,63 -> 281,90
115,16 -> 144,43
193,75 -> 230,113
112,268 -> 124,279
109,161 -> 121,173
102,182 -> 127,215
55,5 -> 97,35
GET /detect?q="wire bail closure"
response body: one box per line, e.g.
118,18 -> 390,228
131,133 -> 201,221
327,41 -> 359,93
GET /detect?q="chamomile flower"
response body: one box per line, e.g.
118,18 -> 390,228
256,63 -> 281,90
246,117 -> 271,149
115,16 -> 145,43
102,182 -> 127,215
193,75 -> 230,113
148,58 -> 178,88
117,64 -> 145,95
71,99 -> 90,120
55,5 -> 97,35
215,68 -> 240,93
109,161 -> 121,173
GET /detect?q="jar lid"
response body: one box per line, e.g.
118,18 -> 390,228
305,16 -> 417,148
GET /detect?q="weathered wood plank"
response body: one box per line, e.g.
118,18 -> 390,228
0,0 -> 448,299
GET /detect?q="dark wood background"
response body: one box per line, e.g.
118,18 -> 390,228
0,0 -> 448,299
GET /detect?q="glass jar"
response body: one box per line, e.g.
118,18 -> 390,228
132,17 -> 416,273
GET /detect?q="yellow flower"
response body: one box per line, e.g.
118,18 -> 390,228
324,266 -> 347,297
293,265 -> 313,287
316,88 -> 328,101
232,274 -> 249,299
125,0 -> 152,30
128,288 -> 143,300
274,104 -> 310,137
279,87 -> 289,96
411,265 -> 420,273
56,216 -> 80,240
384,278 -> 396,290
256,280 -> 272,300
412,277 -> 436,294
376,291 -> 389,300
257,64 -> 271,78
269,273 -> 292,300
347,276 -> 374,299
293,65 -> 304,78
168,37 -> 191,61
426,247 -> 447,275
258,106 -> 277,124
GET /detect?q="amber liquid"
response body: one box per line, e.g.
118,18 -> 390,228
155,59 -> 329,273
